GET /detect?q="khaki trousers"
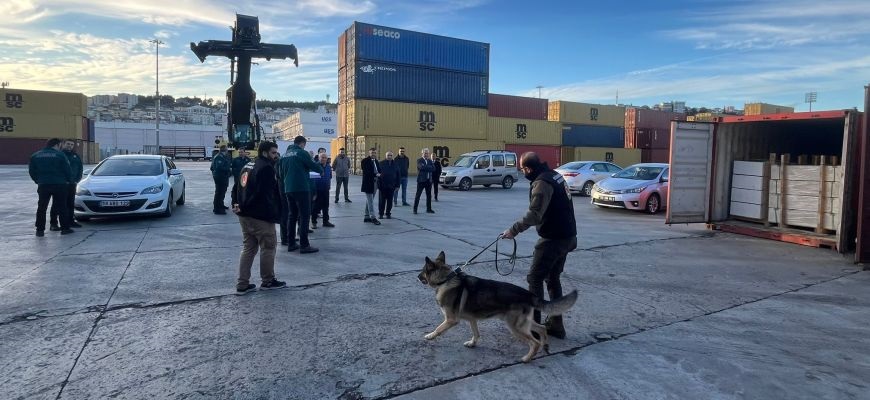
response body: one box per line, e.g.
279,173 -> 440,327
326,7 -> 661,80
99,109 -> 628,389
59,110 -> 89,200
237,215 -> 277,288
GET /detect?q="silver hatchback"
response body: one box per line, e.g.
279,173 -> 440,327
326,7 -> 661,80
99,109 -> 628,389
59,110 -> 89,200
439,150 -> 520,191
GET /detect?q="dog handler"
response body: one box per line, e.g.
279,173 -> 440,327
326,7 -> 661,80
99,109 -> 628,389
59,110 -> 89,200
502,152 -> 577,339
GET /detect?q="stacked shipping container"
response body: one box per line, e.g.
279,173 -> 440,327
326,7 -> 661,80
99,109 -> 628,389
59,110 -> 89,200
744,102 -> 795,116
624,107 -> 686,164
548,101 -> 629,165
486,93 -> 561,166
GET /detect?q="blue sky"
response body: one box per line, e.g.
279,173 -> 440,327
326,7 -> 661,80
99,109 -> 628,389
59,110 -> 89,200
2,0 -> 868,111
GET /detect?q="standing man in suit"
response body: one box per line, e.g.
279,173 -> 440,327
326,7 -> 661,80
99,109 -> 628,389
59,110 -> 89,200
432,156 -> 443,201
413,148 -> 435,215
393,147 -> 410,206
378,151 -> 400,219
361,147 -> 381,225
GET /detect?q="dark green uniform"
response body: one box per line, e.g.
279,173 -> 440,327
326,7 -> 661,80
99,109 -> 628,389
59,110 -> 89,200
210,152 -> 232,213
50,150 -> 84,227
29,146 -> 72,232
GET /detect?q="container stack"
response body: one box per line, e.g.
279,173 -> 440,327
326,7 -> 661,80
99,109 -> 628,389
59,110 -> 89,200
336,22 -> 499,174
487,93 -> 562,169
548,101 -> 636,167
744,103 -> 795,116
0,88 -> 97,164
624,107 -> 686,164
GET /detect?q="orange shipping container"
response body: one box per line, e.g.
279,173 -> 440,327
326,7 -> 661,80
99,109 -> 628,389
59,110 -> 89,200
0,112 -> 83,140
548,101 -> 625,127
487,117 -> 560,145
1,88 -> 87,116
345,99 -> 487,139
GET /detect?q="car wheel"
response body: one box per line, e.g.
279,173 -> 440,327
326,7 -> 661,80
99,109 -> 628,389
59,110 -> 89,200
459,178 -> 472,191
162,191 -> 174,218
646,194 -> 661,214
502,176 -> 514,189
176,186 -> 185,205
582,181 -> 594,197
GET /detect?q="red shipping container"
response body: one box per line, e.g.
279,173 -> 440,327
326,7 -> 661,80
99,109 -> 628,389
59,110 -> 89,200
505,144 -> 561,168
625,108 -> 686,131
625,127 -> 670,149
0,138 -> 52,164
338,32 -> 347,69
641,148 -> 670,164
488,94 -> 548,120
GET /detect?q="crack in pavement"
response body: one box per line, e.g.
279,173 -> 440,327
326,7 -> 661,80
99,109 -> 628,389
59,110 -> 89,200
374,269 -> 864,400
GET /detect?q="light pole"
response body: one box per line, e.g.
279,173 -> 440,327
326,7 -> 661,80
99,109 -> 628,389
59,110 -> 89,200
805,91 -> 817,112
149,39 -> 164,154
536,85 -> 543,98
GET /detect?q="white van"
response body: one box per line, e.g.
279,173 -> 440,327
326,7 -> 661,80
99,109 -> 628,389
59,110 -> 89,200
439,150 -> 520,191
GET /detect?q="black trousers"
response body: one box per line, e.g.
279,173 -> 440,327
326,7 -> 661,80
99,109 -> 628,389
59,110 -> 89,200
230,176 -> 241,206
335,177 -> 350,201
286,191 -> 311,248
312,189 -> 330,223
413,181 -> 432,211
50,183 -> 76,226
37,184 -> 69,231
527,236 -> 577,324
213,175 -> 229,211
378,187 -> 395,217
433,180 -> 439,200
279,191 -> 289,244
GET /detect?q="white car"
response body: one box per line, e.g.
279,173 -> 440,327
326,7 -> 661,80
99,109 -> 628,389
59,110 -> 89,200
74,155 -> 186,220
555,161 -> 623,196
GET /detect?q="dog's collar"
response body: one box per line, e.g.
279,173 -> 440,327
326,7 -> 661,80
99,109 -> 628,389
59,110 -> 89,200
433,267 -> 462,286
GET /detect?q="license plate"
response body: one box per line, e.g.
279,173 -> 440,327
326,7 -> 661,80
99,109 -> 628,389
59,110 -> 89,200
99,200 -> 130,207
600,195 -> 615,202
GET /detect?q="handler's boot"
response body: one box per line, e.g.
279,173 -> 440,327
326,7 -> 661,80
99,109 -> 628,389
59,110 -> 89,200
545,316 -> 566,340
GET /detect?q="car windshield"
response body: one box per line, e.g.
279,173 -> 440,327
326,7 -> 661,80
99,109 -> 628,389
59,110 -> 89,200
613,166 -> 663,180
92,159 -> 164,176
560,162 -> 586,170
452,156 -> 476,168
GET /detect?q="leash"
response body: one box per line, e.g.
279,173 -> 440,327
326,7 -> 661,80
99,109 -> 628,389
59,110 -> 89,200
453,234 -> 517,277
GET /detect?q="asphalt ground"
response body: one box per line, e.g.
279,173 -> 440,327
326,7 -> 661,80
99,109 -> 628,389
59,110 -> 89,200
0,161 -> 867,400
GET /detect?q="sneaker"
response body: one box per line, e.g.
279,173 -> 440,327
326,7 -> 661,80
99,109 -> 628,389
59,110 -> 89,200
426,209 -> 435,214
300,246 -> 319,254
35,230 -> 44,237
60,229 -> 75,235
260,279 -> 287,290
323,222 -> 335,228
287,243 -> 300,252
371,218 -> 381,225
70,222 -> 83,228
236,284 -> 257,295
49,225 -> 61,232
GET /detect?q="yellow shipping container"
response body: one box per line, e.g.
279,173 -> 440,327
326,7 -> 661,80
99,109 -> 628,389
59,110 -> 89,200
561,147 -> 576,164
1,88 -> 87,116
573,147 -> 642,168
346,99 -> 487,139
744,102 -> 795,116
352,136 -> 503,175
548,101 -> 625,127
0,112 -> 82,140
487,117 -> 560,145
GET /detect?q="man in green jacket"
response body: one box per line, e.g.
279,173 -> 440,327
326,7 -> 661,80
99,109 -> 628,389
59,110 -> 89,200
210,145 -> 232,214
50,139 -> 84,230
278,136 -> 323,254
29,138 -> 73,236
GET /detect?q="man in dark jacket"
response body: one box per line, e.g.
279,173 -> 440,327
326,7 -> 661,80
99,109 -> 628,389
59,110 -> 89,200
393,147 -> 410,206
278,136 -> 323,254
311,155 -> 335,228
432,156 -> 443,201
50,139 -> 84,230
29,138 -> 73,236
378,151 -> 401,219
230,149 -> 251,206
332,148 -> 351,203
502,152 -> 577,339
210,145 -> 232,214
413,148 -> 436,215
232,141 -> 286,294
361,147 -> 381,225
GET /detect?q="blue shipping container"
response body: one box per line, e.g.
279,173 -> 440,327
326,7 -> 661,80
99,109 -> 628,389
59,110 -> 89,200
561,124 -> 625,147
347,61 -> 488,108
348,22 -> 489,74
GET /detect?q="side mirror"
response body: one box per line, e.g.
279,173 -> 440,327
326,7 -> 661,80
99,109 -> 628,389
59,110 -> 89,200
169,169 -> 182,176
474,163 -> 481,169
661,176 -> 669,183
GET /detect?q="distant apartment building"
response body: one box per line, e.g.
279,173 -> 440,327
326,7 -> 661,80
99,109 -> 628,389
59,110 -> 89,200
273,106 -> 337,140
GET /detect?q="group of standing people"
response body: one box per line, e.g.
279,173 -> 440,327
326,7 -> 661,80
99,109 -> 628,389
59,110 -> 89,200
359,146 -> 439,225
29,138 -> 84,236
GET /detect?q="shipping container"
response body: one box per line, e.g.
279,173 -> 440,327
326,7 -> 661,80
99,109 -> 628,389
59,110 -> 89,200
95,121 -> 224,154
352,135 -> 503,176
561,124 -> 624,147
0,112 -> 83,140
87,119 -> 95,142
505,144 -> 560,168
487,117 -> 559,145
666,109 -> 870,262
548,101 -> 625,127
488,93 -> 547,120
346,22 -> 489,74
690,112 -> 724,122
561,146 -> 576,164
1,88 -> 87,116
338,32 -> 347,70
626,127 -> 671,149
345,99 -> 487,139
574,147 -> 642,168
641,148 -> 670,163
625,107 -> 686,131
345,61 -> 488,108
745,103 -> 795,116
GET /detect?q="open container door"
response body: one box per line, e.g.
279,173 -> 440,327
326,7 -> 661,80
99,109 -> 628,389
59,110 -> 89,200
666,121 -> 715,224
856,85 -> 870,263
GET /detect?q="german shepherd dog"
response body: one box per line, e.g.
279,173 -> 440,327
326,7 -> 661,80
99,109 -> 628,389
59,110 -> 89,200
418,251 -> 578,363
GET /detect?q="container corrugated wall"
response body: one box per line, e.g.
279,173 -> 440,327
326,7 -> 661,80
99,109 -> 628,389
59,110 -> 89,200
346,99 -> 487,139
0,113 -> 83,140
487,117 -> 559,145
346,61 -> 488,107
625,127 -> 670,149
1,89 -> 87,116
561,147 -> 576,164
348,22 -> 489,74
561,124 -> 624,147
505,144 -> 560,168
625,108 -> 686,131
488,94 -> 547,120
641,148 -> 670,164
573,147 -> 642,168
338,32 -> 347,70
548,101 -> 625,126
354,135 -> 503,175
744,103 -> 795,116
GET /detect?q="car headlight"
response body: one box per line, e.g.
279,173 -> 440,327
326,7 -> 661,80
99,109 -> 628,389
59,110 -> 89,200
140,184 -> 164,195
76,187 -> 92,196
624,186 -> 647,194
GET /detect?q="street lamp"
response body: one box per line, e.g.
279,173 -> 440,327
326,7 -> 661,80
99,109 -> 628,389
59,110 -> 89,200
536,85 -> 543,98
149,39 -> 164,154
805,91 -> 817,112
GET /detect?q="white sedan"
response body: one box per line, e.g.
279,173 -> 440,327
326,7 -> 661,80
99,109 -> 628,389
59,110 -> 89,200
555,161 -> 623,196
74,155 -> 186,220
